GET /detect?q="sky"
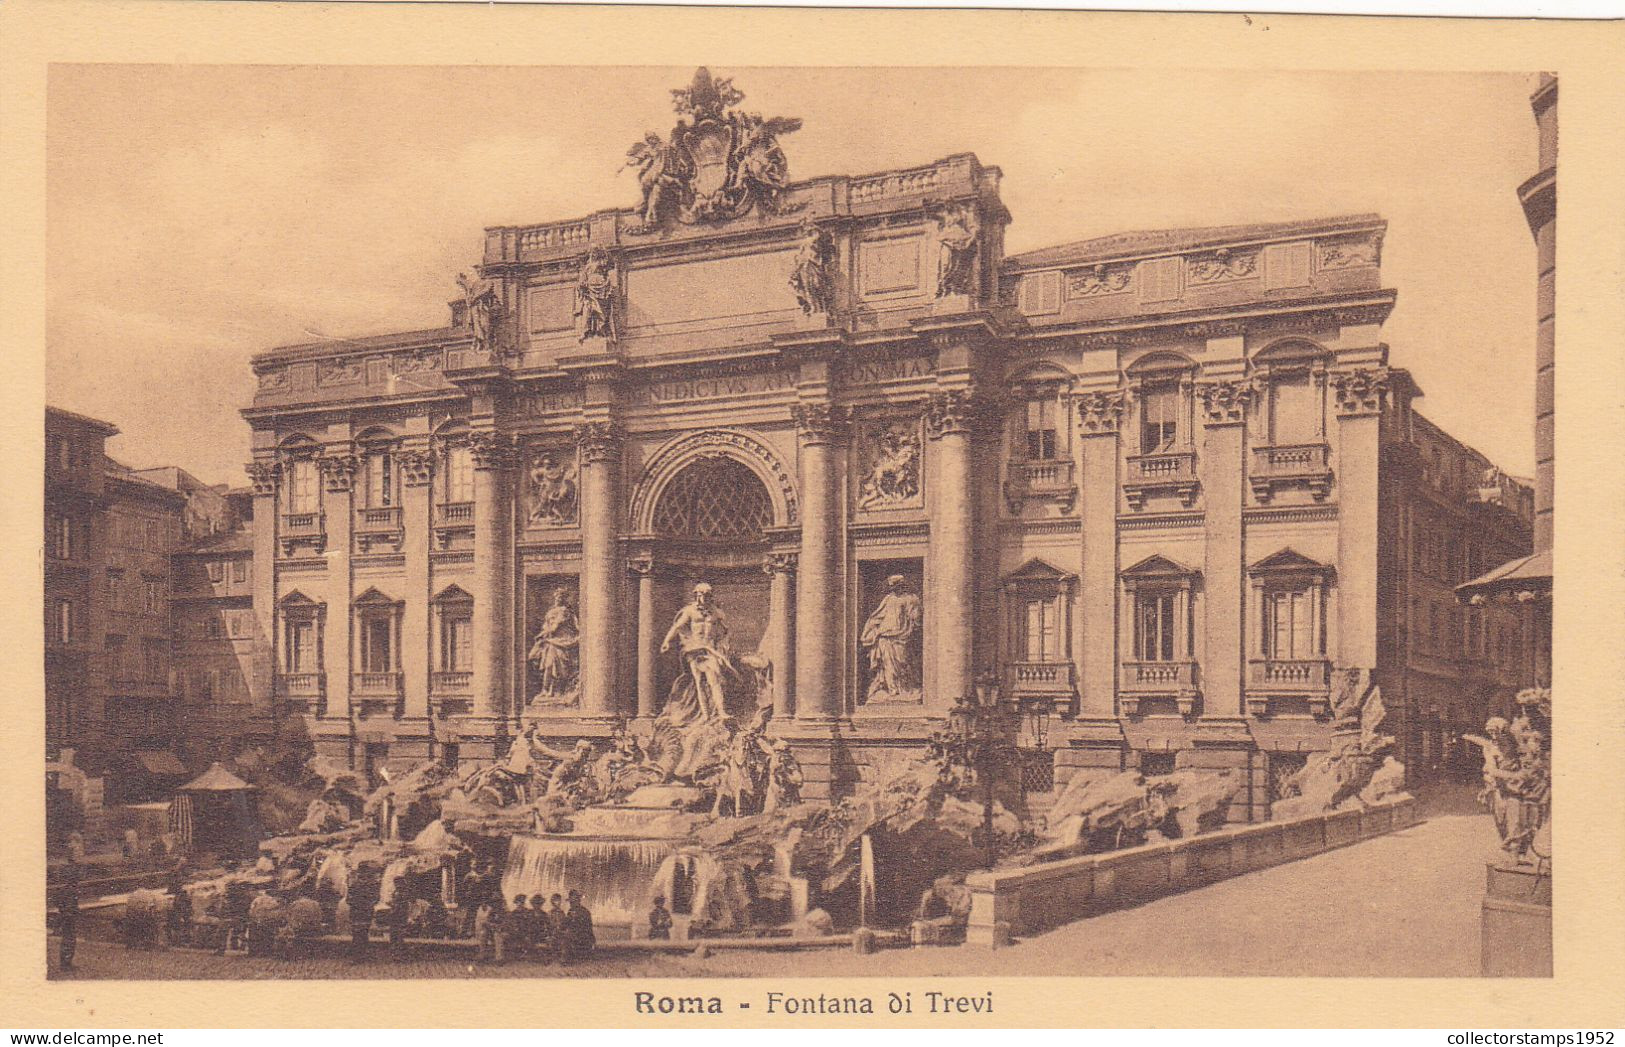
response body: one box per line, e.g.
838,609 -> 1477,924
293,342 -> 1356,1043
46,65 -> 1541,486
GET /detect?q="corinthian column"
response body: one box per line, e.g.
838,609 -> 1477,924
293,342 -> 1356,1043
575,421 -> 624,718
793,403 -> 847,721
469,431 -> 513,720
628,552 -> 658,720
926,390 -> 978,708
763,552 -> 798,720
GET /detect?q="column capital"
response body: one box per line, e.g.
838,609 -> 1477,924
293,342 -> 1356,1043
573,420 -> 624,463
627,552 -> 656,576
792,401 -> 850,445
398,448 -> 436,487
763,551 -> 799,575
924,389 -> 983,439
1197,379 -> 1256,427
1331,367 -> 1391,417
469,430 -> 515,471
319,454 -> 358,493
245,460 -> 278,497
1076,388 -> 1128,435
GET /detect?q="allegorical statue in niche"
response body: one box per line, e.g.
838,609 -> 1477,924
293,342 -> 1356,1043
574,247 -> 618,342
789,218 -> 836,316
661,582 -> 737,723
528,452 -> 578,526
857,423 -> 920,510
457,272 -> 504,357
528,588 -> 580,703
861,574 -> 923,702
934,203 -> 981,298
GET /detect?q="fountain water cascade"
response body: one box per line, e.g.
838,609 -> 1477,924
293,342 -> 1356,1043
503,835 -> 676,928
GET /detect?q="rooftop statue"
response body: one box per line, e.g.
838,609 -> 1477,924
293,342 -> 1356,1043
625,68 -> 803,233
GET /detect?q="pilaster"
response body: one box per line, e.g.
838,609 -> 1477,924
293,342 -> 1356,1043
1332,367 -> 1388,671
627,549 -> 659,720
1198,378 -> 1253,718
399,444 -> 434,725
1075,389 -> 1126,717
246,459 -> 280,726
319,451 -> 356,726
925,389 -> 980,709
763,551 -> 798,720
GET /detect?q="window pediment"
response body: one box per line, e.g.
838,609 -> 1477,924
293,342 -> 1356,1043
1249,547 -> 1333,579
1004,557 -> 1075,585
432,584 -> 473,606
354,586 -> 403,608
1122,553 -> 1198,580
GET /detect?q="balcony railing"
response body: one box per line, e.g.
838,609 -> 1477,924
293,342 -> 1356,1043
1249,443 -> 1332,502
355,505 -> 403,531
1247,658 -> 1332,691
434,502 -> 476,549
275,671 -> 324,697
431,670 -> 473,694
352,671 -> 403,696
1005,660 -> 1076,696
1123,450 -> 1199,509
1002,458 -> 1077,513
279,512 -> 326,556
1119,660 -> 1200,716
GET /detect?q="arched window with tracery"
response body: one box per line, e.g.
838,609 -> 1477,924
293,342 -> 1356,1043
653,457 -> 772,542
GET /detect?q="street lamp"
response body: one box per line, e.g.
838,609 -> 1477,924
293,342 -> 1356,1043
939,669 -> 1018,869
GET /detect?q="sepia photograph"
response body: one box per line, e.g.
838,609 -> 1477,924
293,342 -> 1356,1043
8,3 -> 1623,1032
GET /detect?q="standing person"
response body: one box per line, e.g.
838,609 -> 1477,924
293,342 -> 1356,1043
546,894 -> 567,963
164,860 -> 192,949
54,861 -> 81,972
473,901 -> 498,964
347,870 -> 380,964
529,894 -> 551,958
224,880 -> 253,954
561,889 -> 595,966
647,895 -> 672,941
504,895 -> 529,961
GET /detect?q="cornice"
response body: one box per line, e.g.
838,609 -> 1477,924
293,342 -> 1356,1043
1014,291 -> 1399,353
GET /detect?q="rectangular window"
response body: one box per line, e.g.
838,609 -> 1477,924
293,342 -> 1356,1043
445,446 -> 474,504
49,515 -> 73,559
360,614 -> 394,673
287,459 -> 319,514
142,638 -> 166,682
106,634 -> 126,677
1270,376 -> 1319,444
54,599 -> 74,644
143,579 -> 161,615
1022,598 -> 1058,662
1140,387 -> 1179,454
228,612 -> 245,638
1263,588 -> 1316,659
1134,591 -> 1176,662
365,453 -> 394,508
232,560 -> 248,583
207,561 -> 224,583
441,611 -> 472,672
1025,398 -> 1058,460
286,619 -> 316,673
206,615 -> 224,640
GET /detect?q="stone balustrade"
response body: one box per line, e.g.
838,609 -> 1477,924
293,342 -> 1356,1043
963,794 -> 1418,945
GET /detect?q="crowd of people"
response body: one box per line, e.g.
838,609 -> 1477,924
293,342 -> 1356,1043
50,854 -> 601,970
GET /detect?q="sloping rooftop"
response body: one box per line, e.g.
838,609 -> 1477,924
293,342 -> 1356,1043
182,525 -> 254,554
1005,213 -> 1385,271
46,404 -> 120,436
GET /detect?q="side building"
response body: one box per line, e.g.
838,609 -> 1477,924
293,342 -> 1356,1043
236,73 -> 1529,817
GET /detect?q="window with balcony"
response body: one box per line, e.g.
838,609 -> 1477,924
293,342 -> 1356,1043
1246,548 -> 1334,715
286,619 -> 317,671
277,591 -> 325,704
1001,559 -> 1076,703
444,444 -> 474,504
354,588 -> 403,699
361,448 -> 396,509
285,458 -> 319,514
1002,377 -> 1076,514
1124,354 -> 1198,510
1119,554 -> 1200,715
1250,342 -> 1332,503
432,585 -> 474,699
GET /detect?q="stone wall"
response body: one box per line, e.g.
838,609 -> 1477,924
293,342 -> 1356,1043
963,794 -> 1417,943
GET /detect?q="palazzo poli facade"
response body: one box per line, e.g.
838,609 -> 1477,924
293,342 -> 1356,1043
241,71 -> 1530,815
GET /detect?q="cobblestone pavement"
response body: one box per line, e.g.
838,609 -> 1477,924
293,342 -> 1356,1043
49,792 -> 1497,981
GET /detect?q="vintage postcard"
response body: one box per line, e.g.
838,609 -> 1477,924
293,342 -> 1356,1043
2,1 -> 1622,1032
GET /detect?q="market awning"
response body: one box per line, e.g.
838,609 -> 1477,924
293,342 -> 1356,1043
1455,549 -> 1553,603
179,761 -> 256,792
133,750 -> 188,776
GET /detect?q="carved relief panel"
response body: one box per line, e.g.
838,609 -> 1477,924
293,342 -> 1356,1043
524,443 -> 580,529
853,416 -> 923,514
